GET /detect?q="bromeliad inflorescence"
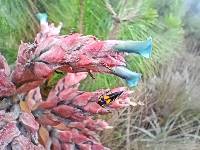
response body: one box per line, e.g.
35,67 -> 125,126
0,12 -> 153,150
11,13 -> 152,93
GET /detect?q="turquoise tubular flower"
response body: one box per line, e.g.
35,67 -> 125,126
36,13 -> 48,23
113,37 -> 152,58
112,66 -> 141,87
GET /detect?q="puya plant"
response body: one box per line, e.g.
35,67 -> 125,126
0,13 -> 152,150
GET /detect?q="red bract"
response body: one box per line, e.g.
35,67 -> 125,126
0,54 -> 10,75
0,122 -> 20,149
0,13 -> 149,149
0,54 -> 16,97
19,112 -> 39,133
26,87 -> 42,111
11,135 -> 44,150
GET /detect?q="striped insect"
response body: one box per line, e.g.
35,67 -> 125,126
97,91 -> 123,108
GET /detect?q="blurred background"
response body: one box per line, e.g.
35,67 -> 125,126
0,0 -> 200,149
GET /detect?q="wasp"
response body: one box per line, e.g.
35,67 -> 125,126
97,91 -> 123,108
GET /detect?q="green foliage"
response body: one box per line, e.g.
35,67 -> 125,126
0,0 -> 39,63
80,74 -> 125,91
0,0 -> 38,43
38,0 -> 80,34
83,0 -> 112,39
47,72 -> 65,87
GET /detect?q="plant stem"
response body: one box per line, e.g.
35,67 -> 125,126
79,0 -> 84,34
126,107 -> 131,150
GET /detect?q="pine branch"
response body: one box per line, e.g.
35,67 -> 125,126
104,0 -> 121,39
104,0 -> 139,39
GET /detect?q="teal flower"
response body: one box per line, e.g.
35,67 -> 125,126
36,13 -> 48,23
112,66 -> 141,87
113,37 -> 152,58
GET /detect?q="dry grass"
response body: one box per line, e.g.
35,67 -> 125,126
101,51 -> 200,150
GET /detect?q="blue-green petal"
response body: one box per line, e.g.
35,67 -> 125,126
112,66 -> 141,87
113,37 -> 152,58
36,13 -> 48,23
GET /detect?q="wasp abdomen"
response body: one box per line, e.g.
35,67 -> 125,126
97,91 -> 123,107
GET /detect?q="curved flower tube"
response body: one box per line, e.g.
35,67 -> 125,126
111,37 -> 152,58
112,66 -> 141,87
